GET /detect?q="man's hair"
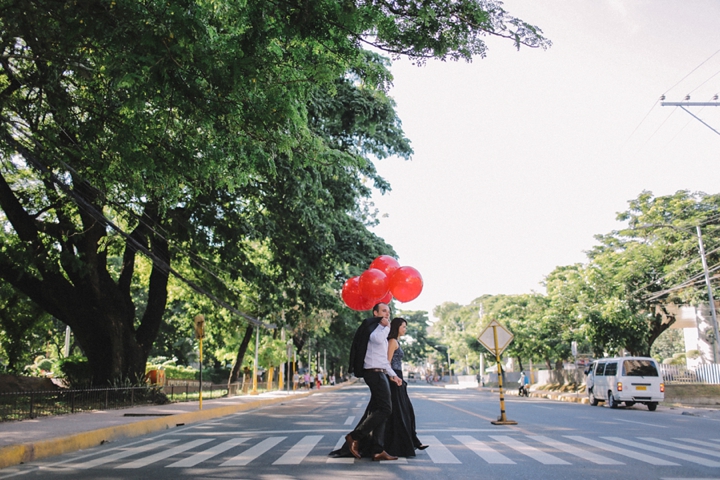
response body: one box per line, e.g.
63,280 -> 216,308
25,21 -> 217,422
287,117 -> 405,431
372,302 -> 388,315
388,317 -> 407,340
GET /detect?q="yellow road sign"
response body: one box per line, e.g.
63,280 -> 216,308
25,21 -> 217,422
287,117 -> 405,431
478,320 -> 513,354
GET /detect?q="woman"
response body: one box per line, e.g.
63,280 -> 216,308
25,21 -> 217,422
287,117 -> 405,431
383,317 -> 427,457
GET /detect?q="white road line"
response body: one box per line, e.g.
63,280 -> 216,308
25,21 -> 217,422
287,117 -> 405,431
490,436 -> 569,465
220,437 -> 286,466
344,416 -> 355,425
642,437 -> 720,458
116,439 -> 213,469
528,436 -> 623,465
422,435 -> 461,464
327,436 -> 354,464
453,435 -> 515,464
166,438 -> 248,468
355,402 -> 364,408
175,428 -> 500,435
567,436 -> 678,466
273,435 -> 323,465
602,437 -> 720,467
67,440 -> 178,469
614,418 -> 668,428
677,438 -> 720,449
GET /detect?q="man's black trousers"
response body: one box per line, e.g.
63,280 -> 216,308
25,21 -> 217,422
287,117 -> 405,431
351,370 -> 392,453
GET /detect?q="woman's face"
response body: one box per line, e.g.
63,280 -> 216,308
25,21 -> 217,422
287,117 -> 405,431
399,322 -> 407,337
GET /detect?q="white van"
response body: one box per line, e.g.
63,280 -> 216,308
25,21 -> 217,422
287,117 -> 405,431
585,356 -> 664,411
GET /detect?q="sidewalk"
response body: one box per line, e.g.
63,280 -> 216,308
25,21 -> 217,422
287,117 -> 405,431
0,381 -> 354,470
479,385 -> 720,418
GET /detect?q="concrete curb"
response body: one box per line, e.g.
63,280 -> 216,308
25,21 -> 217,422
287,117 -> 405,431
0,380 -> 356,470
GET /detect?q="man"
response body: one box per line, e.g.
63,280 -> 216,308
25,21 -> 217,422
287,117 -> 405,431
345,302 -> 403,461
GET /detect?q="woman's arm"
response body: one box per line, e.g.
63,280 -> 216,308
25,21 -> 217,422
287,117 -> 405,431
387,338 -> 398,362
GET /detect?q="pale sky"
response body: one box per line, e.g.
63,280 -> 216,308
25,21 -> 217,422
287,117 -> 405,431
370,0 -> 720,318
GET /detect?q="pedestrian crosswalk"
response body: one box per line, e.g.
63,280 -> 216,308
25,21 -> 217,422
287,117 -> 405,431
57,434 -> 720,470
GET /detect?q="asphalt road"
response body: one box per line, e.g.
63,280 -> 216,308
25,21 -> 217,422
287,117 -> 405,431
1,384 -> 719,480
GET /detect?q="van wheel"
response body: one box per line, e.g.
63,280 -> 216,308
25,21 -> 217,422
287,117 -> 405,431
625,402 -> 635,407
607,392 -> 618,409
588,390 -> 599,406
647,402 -> 657,411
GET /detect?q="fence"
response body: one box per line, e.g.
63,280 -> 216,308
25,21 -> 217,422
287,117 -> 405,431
660,364 -> 720,384
0,383 -> 229,422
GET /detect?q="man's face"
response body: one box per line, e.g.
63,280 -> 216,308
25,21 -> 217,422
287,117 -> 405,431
374,303 -> 390,320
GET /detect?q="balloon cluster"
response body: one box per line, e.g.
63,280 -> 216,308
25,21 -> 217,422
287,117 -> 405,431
341,255 -> 423,311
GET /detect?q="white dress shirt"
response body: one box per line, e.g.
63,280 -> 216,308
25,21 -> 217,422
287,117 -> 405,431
363,323 -> 397,377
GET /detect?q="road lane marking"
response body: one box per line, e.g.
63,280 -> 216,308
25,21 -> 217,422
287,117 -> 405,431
116,439 -> 213,469
528,436 -> 623,465
327,436 -> 354,464
166,438 -> 248,467
602,437 -> 720,467
422,435 -> 461,464
67,440 -> 179,469
677,438 -> 720,449
453,435 -> 515,464
566,436 -> 678,466
273,435 -> 323,465
344,416 -> 355,425
642,438 -> 720,458
490,435 -> 569,465
614,419 -> 668,428
220,437 -> 286,466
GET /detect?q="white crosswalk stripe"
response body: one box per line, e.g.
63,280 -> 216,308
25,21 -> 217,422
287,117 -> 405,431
528,435 -> 623,465
273,435 -> 323,465
62,434 -> 720,470
453,435 -> 514,464
490,435 -> 569,465
566,436 -> 679,466
166,438 -> 248,468
677,438 -> 720,450
67,440 -> 178,469
641,437 -> 720,459
219,437 -> 286,466
116,439 -> 214,469
422,435 -> 461,464
602,437 -> 720,467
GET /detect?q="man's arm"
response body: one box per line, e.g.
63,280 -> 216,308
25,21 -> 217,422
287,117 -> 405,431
368,325 -> 399,380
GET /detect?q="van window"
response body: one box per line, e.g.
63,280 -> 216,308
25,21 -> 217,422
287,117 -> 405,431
623,359 -> 659,377
595,363 -> 606,376
604,362 -> 618,376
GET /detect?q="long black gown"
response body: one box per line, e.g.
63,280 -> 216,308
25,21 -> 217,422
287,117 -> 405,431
330,344 -> 421,458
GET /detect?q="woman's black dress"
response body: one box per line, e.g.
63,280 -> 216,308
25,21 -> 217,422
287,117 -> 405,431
330,344 -> 421,458
383,344 -> 423,457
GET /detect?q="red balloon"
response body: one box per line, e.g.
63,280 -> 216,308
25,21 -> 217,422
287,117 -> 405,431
342,277 -> 375,311
359,268 -> 389,301
369,255 -> 401,278
378,291 -> 393,304
389,266 -> 423,302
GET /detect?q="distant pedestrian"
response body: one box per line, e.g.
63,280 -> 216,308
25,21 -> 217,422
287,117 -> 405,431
309,373 -> 315,389
316,374 -> 322,389
330,374 -> 336,386
293,372 -> 300,391
304,372 -> 310,389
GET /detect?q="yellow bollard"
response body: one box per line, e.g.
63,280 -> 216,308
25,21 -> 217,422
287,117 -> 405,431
491,325 -> 517,425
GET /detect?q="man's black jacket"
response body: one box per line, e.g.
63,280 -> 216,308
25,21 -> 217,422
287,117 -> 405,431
348,317 -> 383,378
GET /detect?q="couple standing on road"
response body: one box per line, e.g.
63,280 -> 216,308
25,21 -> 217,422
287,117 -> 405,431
332,302 -> 427,461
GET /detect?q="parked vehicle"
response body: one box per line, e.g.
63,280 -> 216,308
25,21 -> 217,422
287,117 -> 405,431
585,357 -> 664,411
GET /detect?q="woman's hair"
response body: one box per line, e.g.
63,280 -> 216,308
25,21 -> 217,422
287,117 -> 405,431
388,317 -> 407,340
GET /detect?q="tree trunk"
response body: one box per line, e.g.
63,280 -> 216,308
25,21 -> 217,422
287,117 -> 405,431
229,325 -> 254,384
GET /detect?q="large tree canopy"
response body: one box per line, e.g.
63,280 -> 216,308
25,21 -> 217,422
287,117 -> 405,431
0,0 -> 549,384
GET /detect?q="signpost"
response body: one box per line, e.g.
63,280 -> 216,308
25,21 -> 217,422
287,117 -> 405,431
193,314 -> 205,410
478,320 -> 517,425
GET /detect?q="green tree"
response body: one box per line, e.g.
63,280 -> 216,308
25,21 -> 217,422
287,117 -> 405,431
0,0 -> 549,384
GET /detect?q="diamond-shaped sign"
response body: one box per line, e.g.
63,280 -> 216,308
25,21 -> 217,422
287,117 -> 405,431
478,320 -> 513,355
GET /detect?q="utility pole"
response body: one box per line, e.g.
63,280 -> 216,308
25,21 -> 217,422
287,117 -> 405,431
660,100 -> 720,136
697,225 -> 720,362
